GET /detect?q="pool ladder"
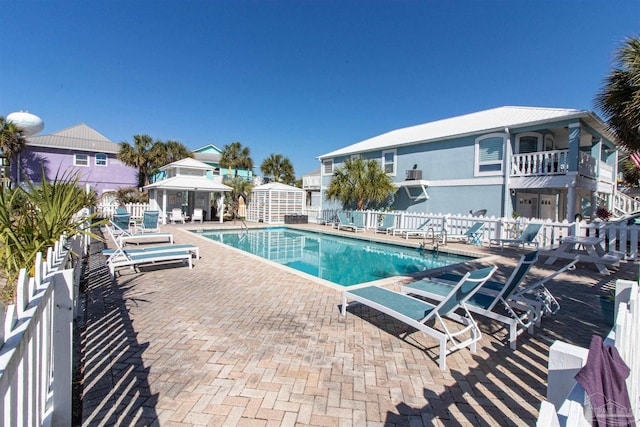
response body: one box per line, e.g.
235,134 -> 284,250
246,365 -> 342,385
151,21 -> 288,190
237,219 -> 249,242
422,227 -> 446,253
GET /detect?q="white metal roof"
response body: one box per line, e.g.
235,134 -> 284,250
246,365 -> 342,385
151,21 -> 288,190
160,157 -> 214,171
253,182 -> 304,192
144,176 -> 232,192
318,106 -> 615,159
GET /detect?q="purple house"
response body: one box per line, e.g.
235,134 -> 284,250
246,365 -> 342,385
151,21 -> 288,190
10,123 -> 138,198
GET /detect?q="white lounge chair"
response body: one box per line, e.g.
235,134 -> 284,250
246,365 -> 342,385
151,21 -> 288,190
336,212 -> 365,233
103,225 -> 195,276
402,252 -> 540,349
375,213 -> 396,234
442,221 -> 485,245
342,266 -> 497,371
391,218 -> 437,239
134,210 -> 161,233
108,221 -> 174,246
490,223 -> 542,249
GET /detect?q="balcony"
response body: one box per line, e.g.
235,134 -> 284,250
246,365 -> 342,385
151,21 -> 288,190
511,150 -> 569,177
510,150 -> 614,185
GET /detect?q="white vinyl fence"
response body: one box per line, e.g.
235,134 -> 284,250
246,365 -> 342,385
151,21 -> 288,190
537,279 -> 639,426
95,202 -> 149,219
0,234 -> 85,426
305,208 -> 640,260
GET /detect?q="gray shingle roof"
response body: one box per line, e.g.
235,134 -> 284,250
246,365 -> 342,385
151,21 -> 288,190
26,123 -> 120,153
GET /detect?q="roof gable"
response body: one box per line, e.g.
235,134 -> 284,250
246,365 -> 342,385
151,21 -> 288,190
51,123 -> 111,142
26,123 -> 120,153
193,144 -> 223,154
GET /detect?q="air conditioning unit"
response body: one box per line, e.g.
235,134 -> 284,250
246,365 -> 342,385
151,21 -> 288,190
406,169 -> 422,180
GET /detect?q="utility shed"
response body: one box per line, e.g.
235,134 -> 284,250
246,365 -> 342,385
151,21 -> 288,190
247,182 -> 306,224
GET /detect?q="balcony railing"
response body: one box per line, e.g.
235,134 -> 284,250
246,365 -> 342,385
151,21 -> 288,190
511,150 -> 569,177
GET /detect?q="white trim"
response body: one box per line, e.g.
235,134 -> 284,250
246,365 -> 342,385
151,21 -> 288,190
515,132 -> 542,154
474,133 -> 506,177
426,177 -> 505,186
74,153 -> 89,167
382,149 -> 396,176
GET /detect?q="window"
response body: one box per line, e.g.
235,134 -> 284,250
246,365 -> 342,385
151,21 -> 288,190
95,153 -> 108,166
545,135 -> 555,151
322,159 -> 333,175
475,133 -> 505,176
74,154 -> 89,167
516,133 -> 542,154
382,150 -> 396,175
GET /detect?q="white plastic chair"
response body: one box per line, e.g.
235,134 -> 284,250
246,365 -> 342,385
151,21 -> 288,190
192,208 -> 204,223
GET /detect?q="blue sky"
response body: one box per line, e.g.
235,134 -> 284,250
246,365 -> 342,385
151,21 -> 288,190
1,1 -> 639,177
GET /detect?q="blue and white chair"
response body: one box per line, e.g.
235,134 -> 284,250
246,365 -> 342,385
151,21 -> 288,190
342,266 -> 497,371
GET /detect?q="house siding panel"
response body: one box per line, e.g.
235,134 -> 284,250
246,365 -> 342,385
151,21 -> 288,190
14,146 -> 137,196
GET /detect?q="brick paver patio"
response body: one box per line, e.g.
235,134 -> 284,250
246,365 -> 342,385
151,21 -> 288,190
79,223 -> 636,426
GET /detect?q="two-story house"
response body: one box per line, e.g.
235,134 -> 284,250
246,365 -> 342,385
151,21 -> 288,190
318,106 -> 621,221
10,123 -> 138,199
192,144 -> 254,182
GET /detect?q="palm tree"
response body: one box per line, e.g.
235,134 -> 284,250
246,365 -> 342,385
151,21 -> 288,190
260,153 -> 295,184
224,176 -> 253,220
220,141 -> 253,179
595,36 -> 640,151
148,139 -> 192,178
117,135 -> 155,187
620,158 -> 640,186
325,158 -> 397,210
0,116 -> 27,182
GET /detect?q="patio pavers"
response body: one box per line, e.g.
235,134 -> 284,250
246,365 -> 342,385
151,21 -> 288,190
80,223 -> 637,426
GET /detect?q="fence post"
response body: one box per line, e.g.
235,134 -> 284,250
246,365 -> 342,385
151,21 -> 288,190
51,268 -> 74,426
546,340 -> 588,408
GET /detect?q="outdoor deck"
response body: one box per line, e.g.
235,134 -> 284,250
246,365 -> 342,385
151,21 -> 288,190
79,222 -> 636,426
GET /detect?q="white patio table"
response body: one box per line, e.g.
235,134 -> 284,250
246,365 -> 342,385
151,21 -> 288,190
544,235 -> 620,275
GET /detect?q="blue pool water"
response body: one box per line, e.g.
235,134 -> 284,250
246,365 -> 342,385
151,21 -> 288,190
194,227 -> 473,287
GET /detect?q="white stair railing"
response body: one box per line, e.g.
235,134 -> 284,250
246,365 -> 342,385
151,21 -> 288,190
613,192 -> 640,216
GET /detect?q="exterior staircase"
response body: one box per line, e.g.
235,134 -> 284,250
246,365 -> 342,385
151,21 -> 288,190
613,191 -> 640,216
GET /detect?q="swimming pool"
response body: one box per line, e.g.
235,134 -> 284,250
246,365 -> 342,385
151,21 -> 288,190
194,227 -> 473,287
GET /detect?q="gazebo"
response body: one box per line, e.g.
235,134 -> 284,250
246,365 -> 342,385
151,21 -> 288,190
247,182 -> 306,224
145,158 -> 232,224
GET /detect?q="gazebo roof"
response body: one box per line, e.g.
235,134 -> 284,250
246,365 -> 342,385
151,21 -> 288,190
144,176 -> 231,192
159,157 -> 213,171
252,182 -> 304,192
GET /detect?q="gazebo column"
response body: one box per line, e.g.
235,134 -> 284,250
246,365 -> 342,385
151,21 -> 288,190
218,192 -> 224,224
162,189 -> 168,224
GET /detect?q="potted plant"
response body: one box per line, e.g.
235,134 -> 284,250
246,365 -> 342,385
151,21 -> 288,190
599,290 -> 616,326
